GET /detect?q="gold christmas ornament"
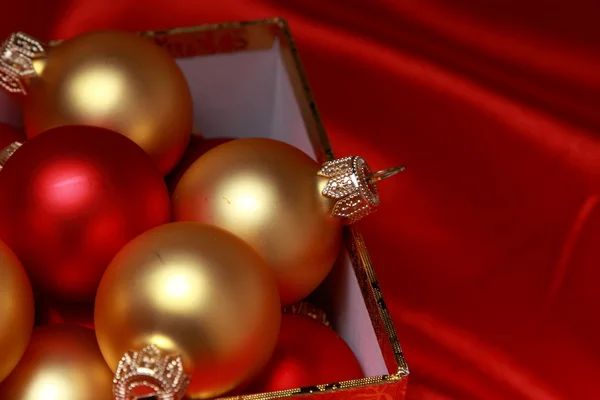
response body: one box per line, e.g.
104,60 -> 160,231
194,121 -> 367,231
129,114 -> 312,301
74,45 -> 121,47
0,31 -> 193,175
94,222 -> 281,399
172,138 -> 404,306
0,325 -> 113,399
0,239 -> 34,383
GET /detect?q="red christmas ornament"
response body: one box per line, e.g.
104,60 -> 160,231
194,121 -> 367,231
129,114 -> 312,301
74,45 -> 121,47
0,123 -> 24,151
244,313 -> 364,394
0,126 -> 170,302
166,136 -> 235,192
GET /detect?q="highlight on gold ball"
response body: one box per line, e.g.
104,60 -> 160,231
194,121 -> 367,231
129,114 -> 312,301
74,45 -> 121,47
94,222 -> 281,399
0,30 -> 193,175
172,137 -> 405,306
0,324 -> 114,400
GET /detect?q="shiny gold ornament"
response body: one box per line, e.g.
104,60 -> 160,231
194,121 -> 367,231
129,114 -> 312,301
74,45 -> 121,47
172,138 -> 404,306
0,31 -> 193,175
94,222 -> 281,399
0,239 -> 34,383
0,324 -> 113,399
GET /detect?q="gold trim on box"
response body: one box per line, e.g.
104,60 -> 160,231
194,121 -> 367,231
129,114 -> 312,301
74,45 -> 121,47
84,18 -> 408,399
219,375 -> 405,400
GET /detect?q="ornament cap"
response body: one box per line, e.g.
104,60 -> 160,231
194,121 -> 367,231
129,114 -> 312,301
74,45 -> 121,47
113,345 -> 190,400
318,156 -> 405,225
283,301 -> 331,327
0,32 -> 45,95
0,141 -> 22,170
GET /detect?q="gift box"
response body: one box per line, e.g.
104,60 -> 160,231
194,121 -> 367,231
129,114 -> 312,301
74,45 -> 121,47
0,18 -> 409,399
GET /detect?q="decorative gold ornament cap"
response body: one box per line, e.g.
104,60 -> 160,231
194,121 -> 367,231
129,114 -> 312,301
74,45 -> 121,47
283,301 -> 331,327
0,32 -> 45,94
0,141 -> 22,170
113,345 -> 190,400
318,156 -> 405,225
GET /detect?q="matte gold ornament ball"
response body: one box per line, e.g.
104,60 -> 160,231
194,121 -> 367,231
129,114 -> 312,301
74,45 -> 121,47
173,138 -> 343,306
0,30 -> 193,175
0,239 -> 34,383
94,222 -> 281,399
0,325 -> 114,400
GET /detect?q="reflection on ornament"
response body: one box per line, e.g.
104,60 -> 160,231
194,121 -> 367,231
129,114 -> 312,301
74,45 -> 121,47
95,222 -> 281,399
0,30 -> 193,175
173,138 -> 404,306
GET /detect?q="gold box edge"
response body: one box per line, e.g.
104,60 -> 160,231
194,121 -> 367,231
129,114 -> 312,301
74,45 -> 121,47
272,18 -> 409,377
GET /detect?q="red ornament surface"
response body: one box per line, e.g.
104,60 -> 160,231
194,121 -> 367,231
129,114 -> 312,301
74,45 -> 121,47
166,135 -> 235,192
0,126 -> 170,302
244,314 -> 364,394
0,124 -> 25,150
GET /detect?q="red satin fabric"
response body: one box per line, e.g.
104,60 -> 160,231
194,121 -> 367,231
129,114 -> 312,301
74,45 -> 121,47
2,1 -> 598,398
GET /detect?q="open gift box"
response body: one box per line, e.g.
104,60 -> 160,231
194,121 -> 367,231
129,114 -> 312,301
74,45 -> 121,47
0,18 -> 409,400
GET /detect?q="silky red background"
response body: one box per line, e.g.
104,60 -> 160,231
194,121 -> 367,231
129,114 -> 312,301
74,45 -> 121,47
3,1 -> 599,399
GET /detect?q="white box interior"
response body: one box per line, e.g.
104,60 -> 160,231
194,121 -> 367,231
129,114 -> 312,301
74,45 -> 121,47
0,38 -> 388,381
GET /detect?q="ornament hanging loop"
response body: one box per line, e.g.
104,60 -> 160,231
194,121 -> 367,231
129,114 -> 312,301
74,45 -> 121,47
368,165 -> 406,184
0,32 -> 45,94
318,156 -> 406,225
113,345 -> 190,400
